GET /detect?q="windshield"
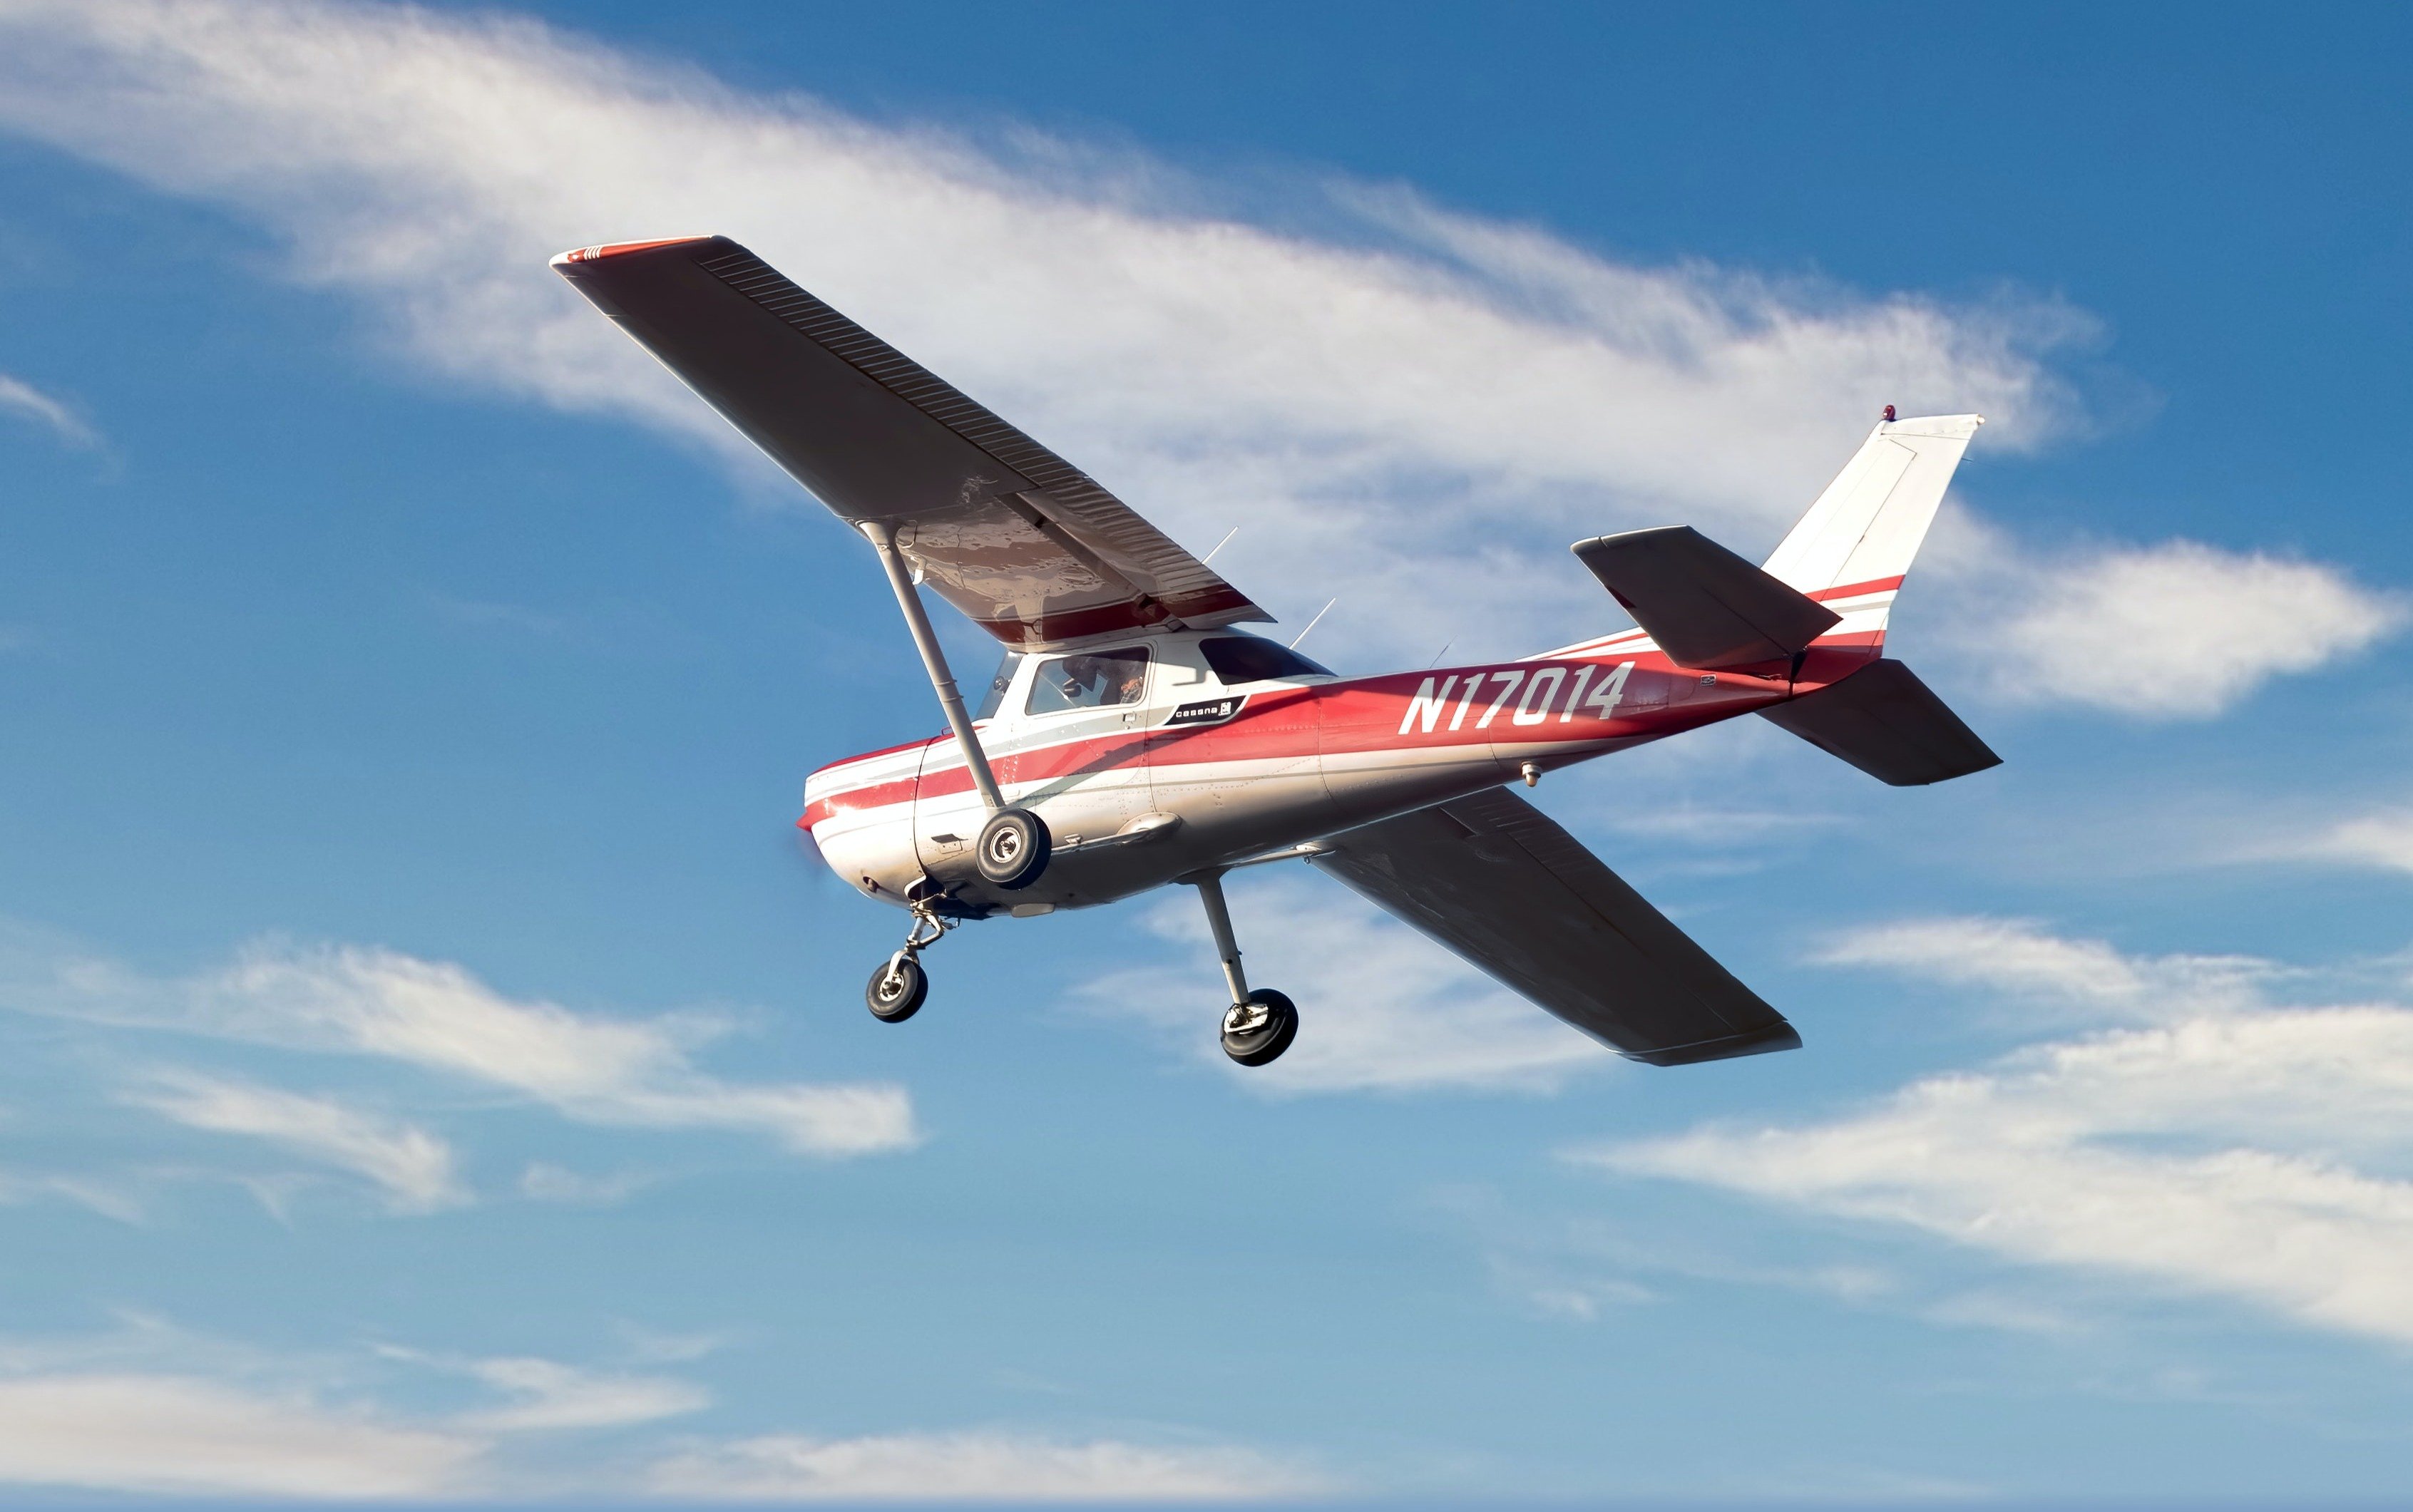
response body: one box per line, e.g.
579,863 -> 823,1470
1199,634 -> 1333,684
1025,647 -> 1151,715
972,652 -> 1025,721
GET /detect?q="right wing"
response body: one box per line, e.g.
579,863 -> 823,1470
552,236 -> 1266,649
1308,788 -> 1798,1066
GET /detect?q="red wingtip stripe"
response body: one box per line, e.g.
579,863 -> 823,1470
551,235 -> 714,269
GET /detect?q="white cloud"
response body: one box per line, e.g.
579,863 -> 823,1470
0,1372 -> 481,1498
3,930 -> 917,1158
1814,915 -> 2273,1023
0,371 -> 98,447
647,1429 -> 1319,1501
1961,535 -> 2402,717
2296,806 -> 2413,876
0,0 -> 2095,669
518,1159 -> 651,1205
1586,917 -> 2413,1344
123,1069 -> 466,1212
455,1355 -> 708,1433
1082,875 -> 1607,1093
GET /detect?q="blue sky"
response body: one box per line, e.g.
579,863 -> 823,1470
3,0 -> 2413,1500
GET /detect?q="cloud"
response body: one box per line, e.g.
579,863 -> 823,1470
0,0 -> 2099,670
1953,534 -> 2402,717
2295,806 -> 2413,876
1585,916 -> 2413,1344
1813,915 -> 2274,1023
0,1371 -> 481,1498
1082,875 -> 1607,1093
123,1069 -> 466,1212
518,1160 -> 651,1205
3,930 -> 917,1158
453,1355 -> 708,1434
0,371 -> 98,448
646,1429 -> 1320,1501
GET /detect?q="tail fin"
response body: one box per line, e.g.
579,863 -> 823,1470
1761,413 -> 1982,652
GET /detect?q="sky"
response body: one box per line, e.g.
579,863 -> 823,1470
3,0 -> 2413,1501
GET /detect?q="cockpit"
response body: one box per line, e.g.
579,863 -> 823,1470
972,632 -> 1335,724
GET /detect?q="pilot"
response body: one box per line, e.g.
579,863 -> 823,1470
1110,659 -> 1147,705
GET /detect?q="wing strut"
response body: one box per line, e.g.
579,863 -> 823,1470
861,520 -> 1005,813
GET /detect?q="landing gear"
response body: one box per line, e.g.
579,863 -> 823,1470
866,955 -> 928,1022
1221,988 -> 1298,1066
1187,868 -> 1300,1067
975,807 -> 1051,889
866,902 -> 953,1024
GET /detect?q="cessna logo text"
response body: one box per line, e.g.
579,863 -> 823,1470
1167,696 -> 1246,726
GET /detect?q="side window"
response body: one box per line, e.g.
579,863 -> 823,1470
972,652 -> 1025,721
1200,635 -> 1333,685
1024,647 -> 1151,715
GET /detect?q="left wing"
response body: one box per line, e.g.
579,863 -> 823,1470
1309,788 -> 1798,1066
553,236 -> 1266,648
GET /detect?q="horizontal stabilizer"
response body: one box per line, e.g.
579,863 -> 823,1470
1759,659 -> 2001,786
1572,525 -> 1840,670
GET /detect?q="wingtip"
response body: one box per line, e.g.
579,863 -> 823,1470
549,235 -> 715,271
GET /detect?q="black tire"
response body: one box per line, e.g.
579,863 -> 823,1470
975,808 -> 1051,890
1221,987 -> 1298,1066
866,956 -> 928,1022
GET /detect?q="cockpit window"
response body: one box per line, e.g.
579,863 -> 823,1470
972,652 -> 1025,721
1200,634 -> 1333,685
1024,647 -> 1151,715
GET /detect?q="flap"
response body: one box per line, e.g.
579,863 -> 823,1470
554,237 -> 1268,649
1310,787 -> 1798,1066
1572,525 -> 1840,669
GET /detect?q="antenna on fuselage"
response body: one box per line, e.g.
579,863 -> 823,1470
1201,526 -> 1239,565
1425,641 -> 1453,669
1289,598 -> 1336,651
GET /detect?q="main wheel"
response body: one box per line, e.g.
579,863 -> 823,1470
1220,987 -> 1298,1066
975,808 -> 1051,890
866,955 -> 928,1022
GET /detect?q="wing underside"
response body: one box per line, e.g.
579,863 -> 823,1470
1308,788 -> 1799,1066
553,236 -> 1266,648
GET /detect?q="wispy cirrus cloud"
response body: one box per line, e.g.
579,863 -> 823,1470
0,0 -> 2370,714
0,370 -> 98,448
0,1317 -> 1309,1502
646,1429 -> 1322,1502
122,1069 -> 466,1213
1582,915 -> 2413,1344
1,927 -> 916,1159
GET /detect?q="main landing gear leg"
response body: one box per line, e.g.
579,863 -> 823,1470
866,900 -> 953,1024
1189,870 -> 1298,1067
858,520 -> 1050,892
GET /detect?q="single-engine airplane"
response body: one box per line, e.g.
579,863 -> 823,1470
555,235 -> 1999,1069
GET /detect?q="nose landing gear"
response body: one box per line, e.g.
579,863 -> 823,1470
1188,869 -> 1299,1067
865,901 -> 953,1024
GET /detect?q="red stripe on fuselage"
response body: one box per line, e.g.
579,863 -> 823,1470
800,653 -> 1800,829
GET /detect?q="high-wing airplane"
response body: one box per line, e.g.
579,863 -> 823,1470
554,235 -> 1999,1069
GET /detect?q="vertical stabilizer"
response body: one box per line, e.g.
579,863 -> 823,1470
1761,413 -> 1982,648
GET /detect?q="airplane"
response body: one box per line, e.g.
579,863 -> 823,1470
554,235 -> 1999,1070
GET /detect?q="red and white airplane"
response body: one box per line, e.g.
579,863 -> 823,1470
555,236 -> 1998,1069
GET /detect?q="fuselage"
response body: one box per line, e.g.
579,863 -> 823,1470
802,623 -> 1880,917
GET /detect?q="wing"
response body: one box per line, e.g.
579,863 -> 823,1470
553,236 -> 1267,649
1308,788 -> 1799,1066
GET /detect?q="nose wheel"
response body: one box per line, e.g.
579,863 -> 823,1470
866,902 -> 952,1024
